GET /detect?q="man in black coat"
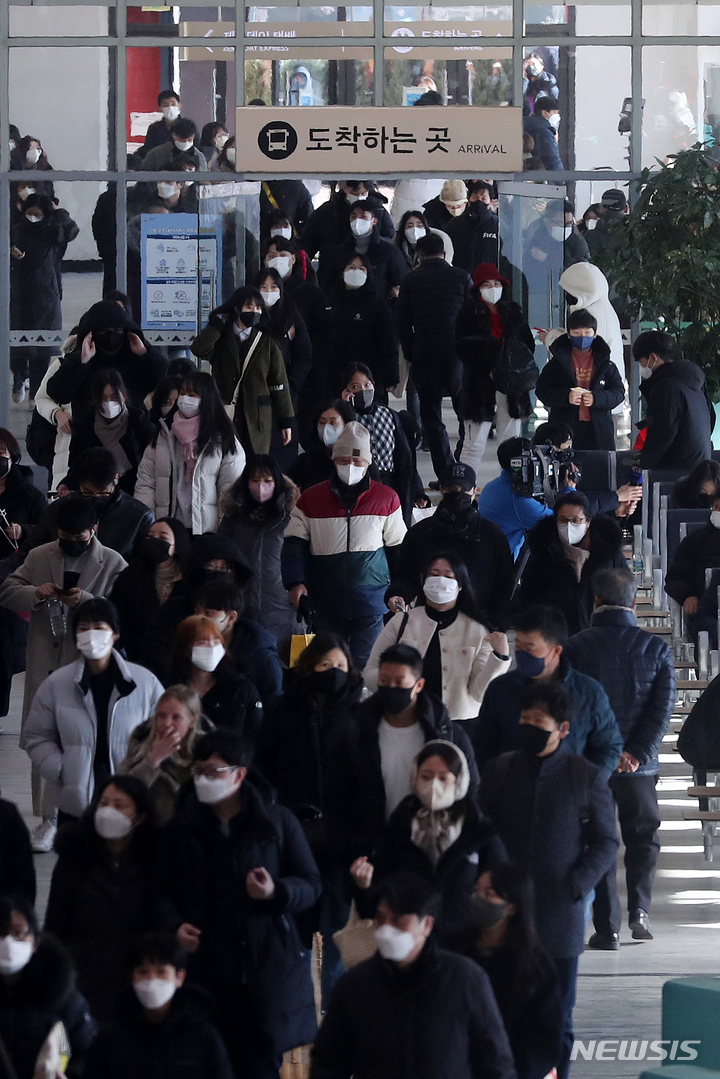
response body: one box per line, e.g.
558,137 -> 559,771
311,871 -> 518,1079
633,329 -> 714,470
564,568 -> 676,948
260,179 -> 314,243
156,730 -> 322,1079
300,181 -> 395,291
396,232 -> 472,479
479,681 -> 618,1079
326,200 -> 409,302
445,181 -> 500,274
523,96 -> 564,171
327,644 -> 480,870
665,498 -> 720,623
386,462 -> 514,631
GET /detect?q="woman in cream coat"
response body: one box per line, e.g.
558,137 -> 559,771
364,551 -> 510,722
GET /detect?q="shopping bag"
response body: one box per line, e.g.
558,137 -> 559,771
332,901 -> 377,969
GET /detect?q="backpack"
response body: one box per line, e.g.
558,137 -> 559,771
483,750 -> 593,845
493,338 -> 540,397
25,409 -> 57,472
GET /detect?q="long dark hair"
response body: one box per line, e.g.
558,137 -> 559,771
419,549 -> 489,626
178,370 -> 237,457
253,266 -> 298,339
308,398 -> 355,454
485,863 -> 552,997
674,459 -> 720,508
394,209 -> 429,249
90,368 -> 129,410
12,135 -> 52,171
214,285 -> 271,333
294,631 -> 360,685
229,453 -> 288,521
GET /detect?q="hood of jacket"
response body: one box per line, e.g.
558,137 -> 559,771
528,510 -> 623,563
77,300 -> 142,341
641,358 -> 706,397
558,262 -> 610,308
187,533 -> 254,588
0,936 -> 75,1013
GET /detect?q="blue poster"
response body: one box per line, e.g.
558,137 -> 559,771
141,212 -> 222,331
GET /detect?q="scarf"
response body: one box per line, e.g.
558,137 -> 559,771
571,348 -> 594,422
94,407 -> 131,476
171,412 -> 201,483
559,534 -> 591,582
410,808 -> 464,867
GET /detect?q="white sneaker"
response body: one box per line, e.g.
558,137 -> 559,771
11,384 -> 26,404
31,817 -> 57,853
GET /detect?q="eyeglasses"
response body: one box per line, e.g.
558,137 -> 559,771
559,516 -> 587,526
193,765 -> 235,779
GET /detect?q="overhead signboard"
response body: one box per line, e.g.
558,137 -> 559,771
234,105 -> 522,173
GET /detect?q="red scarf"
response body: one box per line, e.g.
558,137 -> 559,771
481,299 -> 504,340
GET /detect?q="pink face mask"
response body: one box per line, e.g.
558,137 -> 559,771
249,479 -> 275,503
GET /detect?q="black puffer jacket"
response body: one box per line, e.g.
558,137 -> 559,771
28,487 -> 154,562
456,296 -> 535,422
300,189 -> 395,291
518,513 -> 628,634
639,359 -> 715,471
83,984 -> 234,1079
535,334 -> 625,450
0,797 -> 35,903
445,204 -> 499,274
397,258 -> 471,370
0,935 -> 96,1079
0,464 -> 47,544
564,608 -> 676,775
665,521 -> 720,605
328,280 -> 400,391
326,230 -> 409,303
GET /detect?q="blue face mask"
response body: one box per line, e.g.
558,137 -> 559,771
514,650 -> 547,678
569,334 -> 594,351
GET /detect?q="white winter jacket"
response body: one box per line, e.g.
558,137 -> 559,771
363,606 -> 510,720
134,419 -> 246,534
34,354 -> 72,492
546,263 -> 625,383
23,651 -> 164,817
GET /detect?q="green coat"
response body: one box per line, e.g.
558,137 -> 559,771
191,324 -> 294,455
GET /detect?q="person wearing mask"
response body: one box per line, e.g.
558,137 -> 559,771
350,741 -> 504,936
136,90 -> 186,160
578,203 -> 602,235
422,178 -> 468,231
46,299 -> 168,415
326,201 -> 409,302
449,864 -> 563,1079
393,209 -> 453,269
142,117 -> 207,172
146,174 -> 197,215
329,256 -> 400,400
633,330 -> 715,471
523,97 -> 564,171
584,187 -> 628,260
478,438 -> 554,562
386,462 -> 515,632
256,633 -> 363,1004
310,871 -> 517,1079
44,774 -> 159,1022
10,193 -> 80,401
397,232 -> 471,481
549,261 -> 625,388
192,286 -> 294,456
23,597 -> 163,825
665,491 -> 720,625
135,370 -> 245,535
110,517 -> 191,661
156,729 -> 322,1079
288,398 -> 355,492
328,644 -> 479,873
526,202 -> 589,301
145,357 -> 196,420
456,263 -> 537,472
445,181 -> 500,275
218,454 -> 298,650
564,568 -> 675,949
340,365 -> 426,525
536,309 -> 625,451
299,180 -> 395,290
119,686 -> 207,825
10,134 -> 53,178
479,681 -> 618,1079
200,120 -> 229,163
0,895 -> 96,1078
366,553 -> 510,722
83,931 -> 234,1079
519,491 -> 628,633
473,605 -> 623,774
260,181 -> 314,244
671,459 -> 720,508
68,368 -> 155,494
171,615 -> 263,737
523,54 -> 559,107
282,422 -> 406,667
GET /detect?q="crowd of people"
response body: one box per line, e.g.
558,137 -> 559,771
0,163 -> 714,1079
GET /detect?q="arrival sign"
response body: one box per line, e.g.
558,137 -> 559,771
234,106 -> 522,173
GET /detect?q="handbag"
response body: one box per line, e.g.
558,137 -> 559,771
332,901 -> 377,969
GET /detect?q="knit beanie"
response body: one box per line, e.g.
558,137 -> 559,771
331,420 -> 373,463
440,179 -> 467,205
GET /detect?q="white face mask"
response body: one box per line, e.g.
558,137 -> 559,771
177,394 -> 201,418
18,188 -> 35,201
350,217 -> 373,237
415,775 -> 457,811
336,463 -> 366,486
76,629 -> 114,661
194,772 -> 241,804
267,255 -> 292,278
639,362 -> 655,380
134,978 -> 176,1011
445,204 -> 467,217
214,133 -> 229,150
548,113 -> 561,131
480,286 -> 503,305
26,147 -> 41,164
162,105 -> 180,122
0,936 -> 34,975
711,511 -> 720,530
550,225 -> 573,242
25,215 -> 42,225
173,139 -> 194,152
191,643 -> 225,673
260,289 -> 281,307
558,520 -> 588,546
343,268 -> 367,290
585,218 -> 598,231
100,400 -> 123,419
226,148 -> 236,165
95,805 -> 133,840
405,226 -> 426,245
422,575 -> 460,605
157,182 -> 177,200
8,140 -> 15,152
319,423 -> 343,447
346,192 -> 367,204
374,922 -> 425,962
270,227 -> 292,241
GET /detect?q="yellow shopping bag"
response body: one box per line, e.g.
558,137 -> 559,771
289,633 -> 314,667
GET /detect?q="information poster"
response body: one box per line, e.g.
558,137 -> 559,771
141,213 -> 222,331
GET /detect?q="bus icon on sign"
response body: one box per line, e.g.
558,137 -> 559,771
392,26 -> 415,52
257,121 -> 299,161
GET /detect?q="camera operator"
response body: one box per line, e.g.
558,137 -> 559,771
478,438 -> 554,561
532,422 -> 641,520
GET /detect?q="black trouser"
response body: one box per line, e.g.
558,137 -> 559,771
552,955 -> 579,1079
11,346 -> 48,396
592,773 -> 660,935
411,360 -> 462,481
206,983 -> 283,1079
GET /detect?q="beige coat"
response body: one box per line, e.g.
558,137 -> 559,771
0,537 -> 127,721
363,606 -> 510,720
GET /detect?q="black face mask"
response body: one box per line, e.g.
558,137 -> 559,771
517,723 -> 554,756
441,491 -> 474,514
376,685 -> 415,715
139,537 -> 172,565
88,494 -> 114,516
306,668 -> 348,696
352,388 -> 375,413
238,309 -> 261,327
697,494 -> 715,508
468,894 -> 510,931
95,328 -> 125,356
59,536 -> 91,558
0,458 -> 10,479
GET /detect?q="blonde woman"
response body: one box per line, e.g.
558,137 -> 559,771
119,685 -> 208,824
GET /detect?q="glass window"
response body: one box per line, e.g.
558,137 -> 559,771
248,7 -> 373,38
244,48 -> 374,105
642,46 -> 720,167
383,47 -> 513,105
385,5 -> 512,37
643,2 -> 720,36
525,1 -> 631,36
128,4 -> 234,36
10,4 -> 113,37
